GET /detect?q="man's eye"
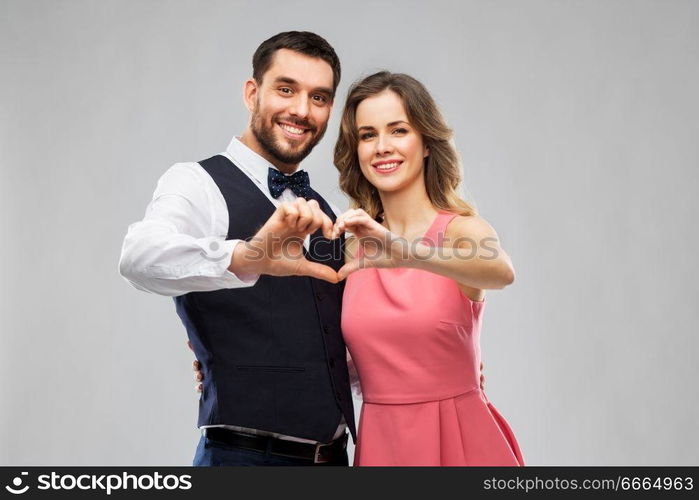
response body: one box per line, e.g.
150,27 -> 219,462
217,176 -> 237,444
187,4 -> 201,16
279,87 -> 292,94
312,95 -> 327,103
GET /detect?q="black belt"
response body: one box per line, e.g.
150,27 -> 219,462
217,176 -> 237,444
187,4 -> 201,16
203,427 -> 347,464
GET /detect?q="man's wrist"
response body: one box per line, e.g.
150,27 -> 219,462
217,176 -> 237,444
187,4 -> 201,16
228,241 -> 262,280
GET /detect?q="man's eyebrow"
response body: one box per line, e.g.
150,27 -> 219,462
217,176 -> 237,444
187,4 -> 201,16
273,76 -> 298,86
273,76 -> 333,97
314,87 -> 334,98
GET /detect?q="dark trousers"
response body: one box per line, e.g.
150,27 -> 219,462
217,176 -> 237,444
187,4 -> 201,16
192,435 -> 349,467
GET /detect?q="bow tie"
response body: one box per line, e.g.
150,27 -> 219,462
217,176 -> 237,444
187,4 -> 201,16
267,167 -> 312,199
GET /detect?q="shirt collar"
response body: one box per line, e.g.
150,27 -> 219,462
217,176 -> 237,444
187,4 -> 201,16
225,137 -> 304,185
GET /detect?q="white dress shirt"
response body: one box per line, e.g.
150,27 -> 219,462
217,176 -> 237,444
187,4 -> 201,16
119,137 -> 346,443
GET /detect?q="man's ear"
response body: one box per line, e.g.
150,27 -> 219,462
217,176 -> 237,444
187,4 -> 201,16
243,78 -> 258,112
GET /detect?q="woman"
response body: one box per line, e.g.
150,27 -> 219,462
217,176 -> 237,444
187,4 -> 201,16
191,71 -> 524,466
331,71 -> 524,466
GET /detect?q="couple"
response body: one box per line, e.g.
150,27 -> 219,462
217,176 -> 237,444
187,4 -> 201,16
119,31 -> 524,466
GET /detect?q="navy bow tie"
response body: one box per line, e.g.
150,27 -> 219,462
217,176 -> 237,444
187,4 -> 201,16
267,167 -> 312,199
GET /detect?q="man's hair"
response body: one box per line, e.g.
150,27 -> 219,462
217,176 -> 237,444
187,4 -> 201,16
252,31 -> 341,95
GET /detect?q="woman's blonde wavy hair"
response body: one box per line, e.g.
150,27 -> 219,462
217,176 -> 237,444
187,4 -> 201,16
334,71 -> 476,220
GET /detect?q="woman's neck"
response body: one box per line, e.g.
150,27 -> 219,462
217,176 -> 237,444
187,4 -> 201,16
379,179 -> 437,238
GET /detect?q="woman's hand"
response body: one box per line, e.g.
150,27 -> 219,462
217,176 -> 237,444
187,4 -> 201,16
332,209 -> 408,280
187,341 -> 204,393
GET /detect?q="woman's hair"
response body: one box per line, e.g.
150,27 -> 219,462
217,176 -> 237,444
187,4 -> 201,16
334,71 -> 476,219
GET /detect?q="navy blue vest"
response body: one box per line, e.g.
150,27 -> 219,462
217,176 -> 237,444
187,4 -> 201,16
174,155 -> 356,443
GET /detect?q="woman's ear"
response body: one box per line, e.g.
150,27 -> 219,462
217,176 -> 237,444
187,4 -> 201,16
423,145 -> 430,158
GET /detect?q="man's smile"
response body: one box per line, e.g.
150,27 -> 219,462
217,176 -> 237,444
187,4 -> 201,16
278,121 -> 311,139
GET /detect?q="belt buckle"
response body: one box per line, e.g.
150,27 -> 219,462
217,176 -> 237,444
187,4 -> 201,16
313,443 -> 327,464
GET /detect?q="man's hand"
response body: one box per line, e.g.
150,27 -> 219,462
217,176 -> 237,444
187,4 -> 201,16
230,198 -> 339,283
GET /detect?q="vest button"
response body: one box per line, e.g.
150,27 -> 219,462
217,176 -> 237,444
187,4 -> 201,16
336,390 -> 342,400
323,325 -> 330,334
329,358 -> 335,368
316,291 -> 324,300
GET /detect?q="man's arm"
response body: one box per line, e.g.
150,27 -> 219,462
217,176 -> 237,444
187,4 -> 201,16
118,162 -> 259,297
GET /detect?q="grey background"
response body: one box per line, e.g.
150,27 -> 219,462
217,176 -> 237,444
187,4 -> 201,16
1,0 -> 697,465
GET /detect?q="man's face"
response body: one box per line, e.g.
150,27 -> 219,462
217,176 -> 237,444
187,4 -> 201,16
249,49 -> 334,167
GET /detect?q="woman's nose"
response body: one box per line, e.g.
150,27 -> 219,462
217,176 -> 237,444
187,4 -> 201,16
375,134 -> 394,155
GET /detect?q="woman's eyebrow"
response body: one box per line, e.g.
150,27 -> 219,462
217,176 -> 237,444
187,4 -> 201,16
357,120 -> 409,131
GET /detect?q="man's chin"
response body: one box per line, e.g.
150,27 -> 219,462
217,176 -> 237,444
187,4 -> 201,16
275,136 -> 315,156
268,142 -> 313,165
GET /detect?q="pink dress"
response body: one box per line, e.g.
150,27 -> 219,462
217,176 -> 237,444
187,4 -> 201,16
342,211 -> 524,466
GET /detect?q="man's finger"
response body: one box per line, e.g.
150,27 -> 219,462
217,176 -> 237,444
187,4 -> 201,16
187,340 -> 194,352
192,360 -> 200,371
310,202 -> 333,237
196,383 -> 202,393
306,203 -> 324,235
280,202 -> 299,228
294,198 -> 313,232
297,260 -> 339,283
321,212 -> 335,239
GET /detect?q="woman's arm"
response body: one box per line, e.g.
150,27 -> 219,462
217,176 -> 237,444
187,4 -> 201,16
410,215 -> 515,290
335,210 -> 514,289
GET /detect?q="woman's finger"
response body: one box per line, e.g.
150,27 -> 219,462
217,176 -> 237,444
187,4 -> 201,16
337,260 -> 361,281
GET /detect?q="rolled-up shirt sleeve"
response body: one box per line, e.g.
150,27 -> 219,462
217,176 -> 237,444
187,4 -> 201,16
118,162 -> 259,296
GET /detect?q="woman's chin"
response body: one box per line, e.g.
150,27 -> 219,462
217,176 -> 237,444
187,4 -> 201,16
372,178 -> 409,194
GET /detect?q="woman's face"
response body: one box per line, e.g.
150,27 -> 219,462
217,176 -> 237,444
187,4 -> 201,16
355,90 -> 428,194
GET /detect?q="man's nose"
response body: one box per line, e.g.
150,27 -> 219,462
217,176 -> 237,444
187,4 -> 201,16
288,94 -> 310,119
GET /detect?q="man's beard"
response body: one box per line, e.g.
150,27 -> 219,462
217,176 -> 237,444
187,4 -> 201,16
250,108 -> 327,166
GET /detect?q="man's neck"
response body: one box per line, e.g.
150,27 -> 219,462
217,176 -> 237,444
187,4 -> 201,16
239,130 -> 299,175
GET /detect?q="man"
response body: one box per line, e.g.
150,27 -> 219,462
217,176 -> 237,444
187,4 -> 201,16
120,31 -> 485,466
119,31 -> 353,466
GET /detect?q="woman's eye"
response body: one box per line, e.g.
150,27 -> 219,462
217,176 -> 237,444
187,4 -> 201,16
393,128 -> 408,134
360,132 -> 375,140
